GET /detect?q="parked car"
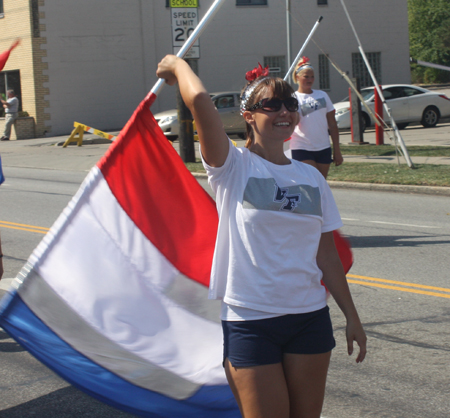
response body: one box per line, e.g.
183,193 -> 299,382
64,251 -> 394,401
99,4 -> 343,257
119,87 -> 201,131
334,84 -> 450,131
154,91 -> 246,141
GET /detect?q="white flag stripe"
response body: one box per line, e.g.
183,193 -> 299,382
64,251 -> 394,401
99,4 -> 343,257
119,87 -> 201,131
21,166 -> 226,387
17,264 -> 201,399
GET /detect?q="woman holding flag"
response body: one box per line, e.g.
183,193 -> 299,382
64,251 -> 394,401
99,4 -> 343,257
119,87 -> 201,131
290,56 -> 343,179
157,56 -> 366,418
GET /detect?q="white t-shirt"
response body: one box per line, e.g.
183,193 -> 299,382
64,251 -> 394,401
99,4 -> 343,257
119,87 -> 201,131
290,90 -> 335,151
203,140 -> 343,319
5,97 -> 19,114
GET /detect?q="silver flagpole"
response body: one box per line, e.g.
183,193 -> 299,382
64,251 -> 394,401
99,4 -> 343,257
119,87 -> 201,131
150,0 -> 227,98
284,16 -> 323,82
340,0 -> 414,168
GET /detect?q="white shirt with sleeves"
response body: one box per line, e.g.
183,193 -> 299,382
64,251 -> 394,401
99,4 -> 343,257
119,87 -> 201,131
203,140 -> 343,318
289,90 -> 335,151
5,97 -> 19,114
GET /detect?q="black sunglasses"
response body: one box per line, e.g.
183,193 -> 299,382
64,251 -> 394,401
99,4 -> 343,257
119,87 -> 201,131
247,97 -> 299,113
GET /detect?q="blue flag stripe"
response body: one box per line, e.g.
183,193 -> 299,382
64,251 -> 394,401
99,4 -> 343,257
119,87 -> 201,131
0,292 -> 239,417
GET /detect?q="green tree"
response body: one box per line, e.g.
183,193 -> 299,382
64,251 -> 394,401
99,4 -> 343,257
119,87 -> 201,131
408,0 -> 450,83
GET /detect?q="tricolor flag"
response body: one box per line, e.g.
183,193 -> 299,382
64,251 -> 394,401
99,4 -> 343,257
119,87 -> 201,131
0,93 -> 240,417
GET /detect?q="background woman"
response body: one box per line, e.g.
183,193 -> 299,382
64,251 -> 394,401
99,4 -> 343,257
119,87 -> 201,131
157,56 -> 366,418
290,56 -> 343,178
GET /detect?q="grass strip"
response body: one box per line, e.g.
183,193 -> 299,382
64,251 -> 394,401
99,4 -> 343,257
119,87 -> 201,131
185,145 -> 450,187
339,145 -> 450,157
328,163 -> 450,187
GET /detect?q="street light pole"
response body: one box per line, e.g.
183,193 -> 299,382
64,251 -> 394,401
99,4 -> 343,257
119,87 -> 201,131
286,0 -> 291,76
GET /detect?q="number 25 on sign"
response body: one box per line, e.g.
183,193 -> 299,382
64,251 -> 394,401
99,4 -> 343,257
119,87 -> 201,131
170,0 -> 198,7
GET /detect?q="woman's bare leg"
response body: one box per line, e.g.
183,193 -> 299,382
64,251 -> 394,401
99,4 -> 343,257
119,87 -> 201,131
224,359 -> 290,418
283,352 -> 332,418
315,163 -> 330,179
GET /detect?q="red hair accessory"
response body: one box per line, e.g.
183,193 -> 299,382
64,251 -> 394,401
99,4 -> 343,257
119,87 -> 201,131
297,56 -> 310,68
245,63 -> 269,82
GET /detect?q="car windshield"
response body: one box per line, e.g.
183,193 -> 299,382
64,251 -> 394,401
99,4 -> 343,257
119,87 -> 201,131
340,88 -> 376,102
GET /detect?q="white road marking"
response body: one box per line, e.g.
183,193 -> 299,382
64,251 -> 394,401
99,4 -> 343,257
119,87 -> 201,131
368,221 -> 439,228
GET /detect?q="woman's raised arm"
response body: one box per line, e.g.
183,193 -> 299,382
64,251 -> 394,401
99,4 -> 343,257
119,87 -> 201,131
156,55 -> 229,167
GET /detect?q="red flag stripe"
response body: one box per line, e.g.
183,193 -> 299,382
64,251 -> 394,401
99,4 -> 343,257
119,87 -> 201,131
97,96 -> 218,287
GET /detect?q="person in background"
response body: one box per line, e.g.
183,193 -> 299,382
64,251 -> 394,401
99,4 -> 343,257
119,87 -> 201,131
1,89 -> 19,141
290,56 -> 343,179
157,56 -> 366,418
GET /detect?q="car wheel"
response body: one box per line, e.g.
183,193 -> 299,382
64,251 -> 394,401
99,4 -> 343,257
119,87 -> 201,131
166,135 -> 178,142
361,113 -> 370,132
396,123 -> 409,130
237,133 -> 246,140
421,106 -> 440,128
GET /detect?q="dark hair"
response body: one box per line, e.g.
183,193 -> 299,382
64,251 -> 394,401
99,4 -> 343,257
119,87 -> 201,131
241,77 -> 295,148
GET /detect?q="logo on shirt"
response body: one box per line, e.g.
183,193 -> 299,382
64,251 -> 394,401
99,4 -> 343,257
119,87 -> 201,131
242,177 -> 322,216
300,97 -> 326,116
273,185 -> 300,211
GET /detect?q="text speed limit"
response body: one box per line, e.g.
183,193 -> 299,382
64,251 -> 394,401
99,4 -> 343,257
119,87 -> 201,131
171,8 -> 199,58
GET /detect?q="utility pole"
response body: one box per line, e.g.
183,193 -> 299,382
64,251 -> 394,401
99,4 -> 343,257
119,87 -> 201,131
286,0 -> 292,74
176,59 -> 197,163
169,0 -> 201,163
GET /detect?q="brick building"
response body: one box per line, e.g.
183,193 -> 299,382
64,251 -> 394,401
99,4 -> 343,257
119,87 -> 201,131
0,0 -> 410,137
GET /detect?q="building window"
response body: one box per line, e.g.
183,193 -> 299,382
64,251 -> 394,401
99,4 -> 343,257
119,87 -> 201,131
352,52 -> 381,88
264,56 -> 286,78
0,71 -> 22,116
318,54 -> 330,90
0,0 -> 4,17
237,0 -> 267,5
317,0 -> 327,5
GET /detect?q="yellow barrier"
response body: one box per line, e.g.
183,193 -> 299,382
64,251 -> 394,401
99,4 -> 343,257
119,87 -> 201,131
63,122 -> 117,147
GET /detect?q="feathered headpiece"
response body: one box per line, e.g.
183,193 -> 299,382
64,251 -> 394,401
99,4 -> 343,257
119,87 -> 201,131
295,56 -> 314,74
240,63 -> 270,114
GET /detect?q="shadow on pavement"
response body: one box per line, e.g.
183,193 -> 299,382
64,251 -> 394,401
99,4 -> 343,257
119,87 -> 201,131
347,234 -> 450,248
0,386 -> 136,418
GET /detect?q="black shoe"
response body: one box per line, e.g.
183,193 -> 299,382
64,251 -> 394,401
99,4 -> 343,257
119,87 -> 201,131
1,137 -> 9,141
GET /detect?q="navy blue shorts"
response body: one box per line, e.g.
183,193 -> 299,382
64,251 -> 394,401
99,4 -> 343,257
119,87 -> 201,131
222,306 -> 335,368
291,147 -> 333,164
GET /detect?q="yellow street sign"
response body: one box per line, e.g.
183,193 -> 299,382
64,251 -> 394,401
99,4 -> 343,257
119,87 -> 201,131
170,0 -> 198,7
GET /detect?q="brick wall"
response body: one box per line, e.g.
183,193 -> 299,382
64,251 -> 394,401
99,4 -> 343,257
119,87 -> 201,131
0,116 -> 36,140
0,0 -> 48,138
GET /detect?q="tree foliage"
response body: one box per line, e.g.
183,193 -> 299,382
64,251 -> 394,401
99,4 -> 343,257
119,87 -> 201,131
408,0 -> 450,83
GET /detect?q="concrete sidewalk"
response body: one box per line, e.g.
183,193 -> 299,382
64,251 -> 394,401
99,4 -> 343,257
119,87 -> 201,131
1,124 -> 449,195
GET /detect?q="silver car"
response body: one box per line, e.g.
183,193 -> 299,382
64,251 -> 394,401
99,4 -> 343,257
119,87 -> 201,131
334,84 -> 450,131
154,91 -> 246,141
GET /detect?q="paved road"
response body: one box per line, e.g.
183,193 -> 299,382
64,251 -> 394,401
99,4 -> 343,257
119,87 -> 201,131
1,168 -> 450,417
0,118 -> 449,416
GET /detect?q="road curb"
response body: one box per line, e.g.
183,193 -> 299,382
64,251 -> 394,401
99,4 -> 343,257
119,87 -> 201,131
190,173 -> 450,196
327,181 -> 450,196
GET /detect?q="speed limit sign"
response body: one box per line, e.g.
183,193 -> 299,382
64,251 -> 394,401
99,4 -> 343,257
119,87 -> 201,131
171,1 -> 200,59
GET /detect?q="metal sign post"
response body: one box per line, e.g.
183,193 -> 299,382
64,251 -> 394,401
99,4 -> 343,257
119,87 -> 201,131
170,0 -> 200,162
